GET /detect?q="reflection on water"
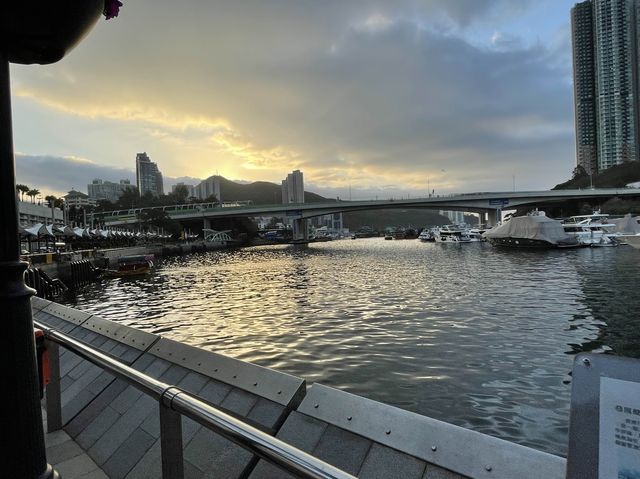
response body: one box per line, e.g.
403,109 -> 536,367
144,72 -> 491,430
63,239 -> 640,455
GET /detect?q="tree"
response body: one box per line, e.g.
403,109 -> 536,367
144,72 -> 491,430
572,165 -> 588,179
139,208 -> 181,236
95,199 -> 114,212
27,188 -> 39,203
44,195 -> 57,207
16,184 -> 29,201
114,187 -> 140,211
172,184 -> 189,204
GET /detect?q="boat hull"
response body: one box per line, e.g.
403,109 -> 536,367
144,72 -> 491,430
104,266 -> 152,278
487,237 -> 581,249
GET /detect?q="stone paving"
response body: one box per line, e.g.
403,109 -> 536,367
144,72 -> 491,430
44,408 -> 108,479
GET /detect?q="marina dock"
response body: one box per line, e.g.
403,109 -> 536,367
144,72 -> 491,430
33,296 -> 565,479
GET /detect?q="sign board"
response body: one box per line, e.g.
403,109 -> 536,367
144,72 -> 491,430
567,353 -> 640,479
286,210 -> 302,217
489,198 -> 509,206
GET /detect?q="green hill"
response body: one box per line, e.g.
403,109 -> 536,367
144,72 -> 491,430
218,177 -> 328,204
553,161 -> 640,189
217,177 -> 452,229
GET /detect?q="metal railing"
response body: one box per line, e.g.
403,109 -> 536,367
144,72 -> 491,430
35,321 -> 355,479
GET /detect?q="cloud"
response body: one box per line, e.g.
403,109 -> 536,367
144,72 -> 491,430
11,0 -> 574,194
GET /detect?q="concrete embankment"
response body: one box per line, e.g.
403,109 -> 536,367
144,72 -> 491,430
33,297 -> 566,479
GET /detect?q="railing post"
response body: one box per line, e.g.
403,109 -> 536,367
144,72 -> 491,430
160,387 -> 184,479
45,340 -> 63,432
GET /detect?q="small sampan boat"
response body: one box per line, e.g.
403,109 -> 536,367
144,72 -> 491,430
104,255 -> 154,278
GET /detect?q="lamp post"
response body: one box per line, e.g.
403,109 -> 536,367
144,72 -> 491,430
0,51 -> 54,479
1,2 -> 104,477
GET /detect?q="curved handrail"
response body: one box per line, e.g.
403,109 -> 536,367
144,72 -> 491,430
34,321 -> 354,479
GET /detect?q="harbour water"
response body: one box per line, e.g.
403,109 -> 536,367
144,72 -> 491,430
62,239 -> 640,456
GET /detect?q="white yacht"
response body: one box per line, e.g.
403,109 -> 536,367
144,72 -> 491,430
418,227 -> 436,242
562,213 -> 618,247
465,228 -> 486,242
434,225 -> 472,243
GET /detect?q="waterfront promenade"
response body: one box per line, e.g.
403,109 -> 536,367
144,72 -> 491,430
43,409 -> 107,479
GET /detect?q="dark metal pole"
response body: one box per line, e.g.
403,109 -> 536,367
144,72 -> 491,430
0,54 -> 56,478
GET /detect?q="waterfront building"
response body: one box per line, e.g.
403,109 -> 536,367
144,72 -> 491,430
135,152 -> 164,197
571,0 -> 640,173
64,189 -> 96,209
88,178 -> 133,203
281,170 -> 304,204
18,201 -> 63,226
194,175 -> 221,201
172,182 -> 196,199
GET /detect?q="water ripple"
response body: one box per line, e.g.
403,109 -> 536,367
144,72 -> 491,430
64,239 -> 640,456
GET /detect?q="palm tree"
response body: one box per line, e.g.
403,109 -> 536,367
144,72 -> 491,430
44,195 -> 57,207
27,189 -> 39,203
16,184 -> 29,201
44,195 -> 59,224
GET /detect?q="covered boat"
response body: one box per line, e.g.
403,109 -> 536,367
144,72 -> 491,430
483,213 -> 580,248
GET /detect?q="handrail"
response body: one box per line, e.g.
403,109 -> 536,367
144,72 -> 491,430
34,321 -> 355,479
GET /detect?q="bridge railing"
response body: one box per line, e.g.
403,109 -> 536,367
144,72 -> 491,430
36,320 -> 354,479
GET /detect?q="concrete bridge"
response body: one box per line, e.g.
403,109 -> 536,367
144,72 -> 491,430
97,188 -> 640,234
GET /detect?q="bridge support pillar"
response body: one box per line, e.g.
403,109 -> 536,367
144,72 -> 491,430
487,209 -> 501,226
203,218 -> 212,230
293,218 -> 308,241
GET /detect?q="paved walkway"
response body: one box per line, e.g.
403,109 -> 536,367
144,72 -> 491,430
43,408 -> 108,479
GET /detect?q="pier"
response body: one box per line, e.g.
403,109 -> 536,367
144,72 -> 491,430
33,297 -> 565,479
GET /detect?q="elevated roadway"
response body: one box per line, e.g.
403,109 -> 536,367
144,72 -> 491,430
98,188 -> 640,227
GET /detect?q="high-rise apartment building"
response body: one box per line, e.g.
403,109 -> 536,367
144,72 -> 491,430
281,170 -> 304,204
88,179 -> 133,203
194,175 -> 221,201
135,152 -> 164,197
571,0 -> 639,174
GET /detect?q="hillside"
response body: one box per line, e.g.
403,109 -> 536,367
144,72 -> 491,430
553,161 -> 640,189
218,177 -> 328,204
217,177 -> 457,229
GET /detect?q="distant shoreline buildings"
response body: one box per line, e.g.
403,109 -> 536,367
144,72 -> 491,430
88,178 -> 132,203
571,0 -> 640,175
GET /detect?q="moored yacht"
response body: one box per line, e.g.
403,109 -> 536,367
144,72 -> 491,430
417,227 -> 436,241
466,228 -> 486,242
434,225 -> 472,243
483,212 -> 580,248
562,212 -> 618,247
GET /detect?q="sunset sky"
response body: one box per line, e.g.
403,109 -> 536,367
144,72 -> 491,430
11,0 -> 577,200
